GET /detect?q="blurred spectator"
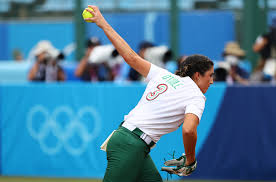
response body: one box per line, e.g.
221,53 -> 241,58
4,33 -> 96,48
144,44 -> 173,69
12,49 -> 23,62
162,49 -> 176,73
252,17 -> 276,82
28,40 -> 66,82
128,41 -> 154,81
74,37 -> 115,81
214,42 -> 249,85
127,41 -> 175,81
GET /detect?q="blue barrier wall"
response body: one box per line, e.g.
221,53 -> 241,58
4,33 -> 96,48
0,83 -> 2,175
187,86 -> 276,180
0,23 -> 9,60
0,83 -> 146,178
179,11 -> 234,60
1,83 -> 276,180
8,21 -> 75,61
0,11 -> 234,61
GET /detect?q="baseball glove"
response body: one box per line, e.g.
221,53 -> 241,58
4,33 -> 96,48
161,154 -> 197,176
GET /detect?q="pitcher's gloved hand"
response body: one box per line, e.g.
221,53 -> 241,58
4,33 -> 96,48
161,154 -> 197,176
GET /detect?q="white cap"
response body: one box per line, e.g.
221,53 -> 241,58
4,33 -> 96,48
33,40 -> 60,59
144,46 -> 168,67
88,44 -> 116,63
263,58 -> 276,76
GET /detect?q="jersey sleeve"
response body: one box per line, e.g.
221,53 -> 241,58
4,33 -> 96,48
185,96 -> 206,121
145,63 -> 166,82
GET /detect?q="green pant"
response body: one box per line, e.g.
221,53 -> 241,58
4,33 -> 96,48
103,126 -> 162,182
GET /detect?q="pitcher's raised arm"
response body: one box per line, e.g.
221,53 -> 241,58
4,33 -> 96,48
84,5 -> 151,78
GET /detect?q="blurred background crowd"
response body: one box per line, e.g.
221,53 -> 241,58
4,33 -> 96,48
0,0 -> 275,85
2,1 -> 276,181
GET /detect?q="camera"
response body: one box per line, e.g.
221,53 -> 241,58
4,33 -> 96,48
33,40 -> 65,64
144,46 -> 172,67
88,44 -> 122,65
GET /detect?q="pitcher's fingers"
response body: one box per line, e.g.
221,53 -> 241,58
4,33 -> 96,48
85,8 -> 96,17
88,5 -> 99,13
84,18 -> 94,22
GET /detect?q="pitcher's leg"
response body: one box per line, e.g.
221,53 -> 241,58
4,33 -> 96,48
103,127 -> 149,182
139,154 -> 163,182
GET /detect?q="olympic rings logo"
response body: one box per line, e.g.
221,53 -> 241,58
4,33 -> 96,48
27,105 -> 101,156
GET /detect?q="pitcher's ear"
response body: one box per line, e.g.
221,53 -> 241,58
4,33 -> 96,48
192,72 -> 200,82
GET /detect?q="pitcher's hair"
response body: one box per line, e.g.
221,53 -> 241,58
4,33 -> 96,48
175,54 -> 213,78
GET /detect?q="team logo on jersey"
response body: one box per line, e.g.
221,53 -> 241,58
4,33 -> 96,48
146,84 -> 168,101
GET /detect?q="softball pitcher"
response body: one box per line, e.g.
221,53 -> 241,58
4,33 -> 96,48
84,5 -> 214,182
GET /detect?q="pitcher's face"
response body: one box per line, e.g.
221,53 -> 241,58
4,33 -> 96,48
196,66 -> 214,94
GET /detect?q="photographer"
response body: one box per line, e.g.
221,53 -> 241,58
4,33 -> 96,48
128,41 -> 154,81
128,41 -> 174,81
74,37 -> 115,81
252,18 -> 276,81
214,42 -> 249,85
28,40 -> 66,82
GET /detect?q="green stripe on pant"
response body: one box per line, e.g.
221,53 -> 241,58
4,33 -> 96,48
103,126 -> 163,182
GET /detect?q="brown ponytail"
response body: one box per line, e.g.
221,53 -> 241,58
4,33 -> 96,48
175,54 -> 213,78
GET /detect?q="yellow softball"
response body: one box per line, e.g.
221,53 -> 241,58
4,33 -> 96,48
82,7 -> 94,23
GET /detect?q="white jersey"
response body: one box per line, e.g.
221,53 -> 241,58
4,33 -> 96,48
124,64 -> 206,142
